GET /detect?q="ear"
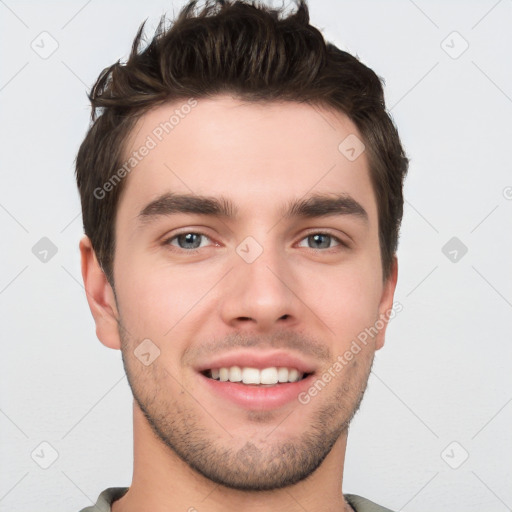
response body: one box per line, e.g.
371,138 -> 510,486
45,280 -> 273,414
79,235 -> 121,350
374,255 -> 399,351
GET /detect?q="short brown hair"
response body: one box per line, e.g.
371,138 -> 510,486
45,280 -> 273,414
75,0 -> 409,287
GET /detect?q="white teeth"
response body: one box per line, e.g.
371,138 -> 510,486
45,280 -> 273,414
288,368 -> 299,382
260,367 -> 278,385
277,367 -> 289,382
242,367 -> 260,384
207,366 -> 306,385
229,366 -> 242,382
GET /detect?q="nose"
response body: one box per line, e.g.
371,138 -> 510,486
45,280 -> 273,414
219,238 -> 301,332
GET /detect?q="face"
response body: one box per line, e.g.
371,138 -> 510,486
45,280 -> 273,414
94,95 -> 397,491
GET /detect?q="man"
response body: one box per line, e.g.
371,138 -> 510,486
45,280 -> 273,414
75,0 -> 408,510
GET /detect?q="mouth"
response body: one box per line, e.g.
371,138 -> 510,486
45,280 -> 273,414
197,366 -> 316,410
193,349 -> 319,410
200,366 -> 313,386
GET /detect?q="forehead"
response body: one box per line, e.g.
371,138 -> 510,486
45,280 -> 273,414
117,95 -> 377,224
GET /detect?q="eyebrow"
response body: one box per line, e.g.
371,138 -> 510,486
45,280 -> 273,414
137,192 -> 368,225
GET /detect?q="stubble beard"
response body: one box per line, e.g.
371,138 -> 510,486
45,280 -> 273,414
119,322 -> 374,492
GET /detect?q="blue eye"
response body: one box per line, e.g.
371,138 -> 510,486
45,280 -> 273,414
165,232 -> 212,251
163,231 -> 346,253
297,233 -> 343,250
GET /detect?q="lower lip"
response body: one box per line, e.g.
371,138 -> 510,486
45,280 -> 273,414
198,372 -> 315,410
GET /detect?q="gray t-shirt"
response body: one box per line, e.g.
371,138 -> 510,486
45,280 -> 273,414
78,487 -> 396,512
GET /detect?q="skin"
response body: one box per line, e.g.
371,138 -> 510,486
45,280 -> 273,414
80,94 -> 398,512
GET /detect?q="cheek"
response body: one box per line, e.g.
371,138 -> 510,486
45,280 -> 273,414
297,258 -> 381,339
115,255 -> 217,340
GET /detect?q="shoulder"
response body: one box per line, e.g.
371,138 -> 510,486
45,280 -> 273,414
77,487 -> 129,512
344,493 -> 396,512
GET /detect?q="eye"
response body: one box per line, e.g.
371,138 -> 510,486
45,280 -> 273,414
297,232 -> 345,250
162,230 -> 347,253
164,231 -> 213,251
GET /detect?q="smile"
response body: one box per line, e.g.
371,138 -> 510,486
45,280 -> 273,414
198,368 -> 316,410
202,366 -> 311,385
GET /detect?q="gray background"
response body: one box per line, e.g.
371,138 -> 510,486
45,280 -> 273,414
1,0 -> 511,510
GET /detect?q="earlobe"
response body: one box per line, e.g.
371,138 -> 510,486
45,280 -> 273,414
375,255 -> 399,351
79,235 -> 121,350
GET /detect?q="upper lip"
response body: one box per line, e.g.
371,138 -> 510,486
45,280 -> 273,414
194,350 -> 318,374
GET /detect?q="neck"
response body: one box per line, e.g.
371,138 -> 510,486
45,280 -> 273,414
113,401 -> 354,512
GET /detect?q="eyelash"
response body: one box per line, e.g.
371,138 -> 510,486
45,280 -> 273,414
162,230 -> 349,254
